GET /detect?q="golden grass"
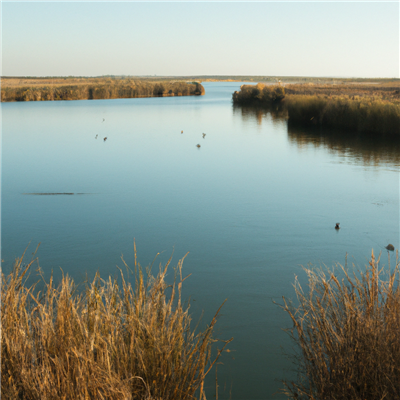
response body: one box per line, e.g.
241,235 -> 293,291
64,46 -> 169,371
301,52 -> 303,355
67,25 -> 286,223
1,244 -> 232,399
284,82 -> 400,103
281,250 -> 400,399
1,78 -> 205,102
285,95 -> 400,135
232,83 -> 400,135
232,83 -> 285,104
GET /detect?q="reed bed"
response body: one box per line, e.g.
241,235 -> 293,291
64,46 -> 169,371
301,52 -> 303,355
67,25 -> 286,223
284,82 -> 400,103
232,82 -> 400,135
1,245 -> 231,400
285,95 -> 400,136
281,250 -> 400,400
232,83 -> 285,105
1,78 -> 205,102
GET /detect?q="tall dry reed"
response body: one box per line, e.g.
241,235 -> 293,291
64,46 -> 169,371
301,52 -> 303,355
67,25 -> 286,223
285,95 -> 400,136
232,82 -> 400,135
232,83 -> 285,105
1,245 -> 232,400
281,250 -> 400,399
1,79 -> 204,102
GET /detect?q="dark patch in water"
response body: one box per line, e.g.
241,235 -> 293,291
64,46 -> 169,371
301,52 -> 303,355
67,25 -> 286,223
23,193 -> 91,195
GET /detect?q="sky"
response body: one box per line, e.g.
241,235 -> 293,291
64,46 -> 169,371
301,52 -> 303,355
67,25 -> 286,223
1,1 -> 399,78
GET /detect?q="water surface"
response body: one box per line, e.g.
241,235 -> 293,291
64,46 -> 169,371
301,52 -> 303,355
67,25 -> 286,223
2,82 -> 399,399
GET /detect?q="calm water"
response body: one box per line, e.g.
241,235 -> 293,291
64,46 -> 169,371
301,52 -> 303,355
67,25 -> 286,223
2,82 -> 399,399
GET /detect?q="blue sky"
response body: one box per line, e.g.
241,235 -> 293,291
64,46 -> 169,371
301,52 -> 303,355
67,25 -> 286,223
1,1 -> 399,78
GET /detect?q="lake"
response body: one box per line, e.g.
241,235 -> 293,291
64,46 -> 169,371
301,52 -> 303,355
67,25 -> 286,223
2,82 -> 399,399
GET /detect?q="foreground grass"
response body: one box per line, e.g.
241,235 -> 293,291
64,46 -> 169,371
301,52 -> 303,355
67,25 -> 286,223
281,250 -> 400,399
1,246 -> 231,400
1,77 -> 205,102
233,82 -> 400,135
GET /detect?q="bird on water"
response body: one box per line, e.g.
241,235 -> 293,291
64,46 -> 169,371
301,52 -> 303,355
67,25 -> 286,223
104,137 -> 107,142
196,144 -> 201,148
95,134 -> 98,139
335,223 -> 340,229
386,244 -> 395,251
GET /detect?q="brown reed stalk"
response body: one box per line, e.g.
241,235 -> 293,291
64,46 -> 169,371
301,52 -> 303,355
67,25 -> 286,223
1,246 -> 232,400
1,78 -> 204,102
232,82 -> 400,135
281,250 -> 400,399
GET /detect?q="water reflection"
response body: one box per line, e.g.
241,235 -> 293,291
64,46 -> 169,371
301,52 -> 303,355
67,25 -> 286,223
287,124 -> 400,168
233,104 -> 400,168
232,103 -> 287,125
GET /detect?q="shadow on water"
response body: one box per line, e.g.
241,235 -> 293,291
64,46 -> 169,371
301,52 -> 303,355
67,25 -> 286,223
232,103 -> 287,125
287,123 -> 400,168
233,103 -> 400,168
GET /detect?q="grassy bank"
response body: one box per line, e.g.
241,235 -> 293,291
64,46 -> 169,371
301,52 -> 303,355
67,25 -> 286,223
232,82 -> 400,135
1,246 -> 231,400
282,250 -> 400,400
1,77 -> 205,102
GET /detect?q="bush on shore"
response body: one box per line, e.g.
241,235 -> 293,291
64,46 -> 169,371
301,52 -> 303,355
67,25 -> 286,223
1,246 -> 231,400
281,250 -> 400,400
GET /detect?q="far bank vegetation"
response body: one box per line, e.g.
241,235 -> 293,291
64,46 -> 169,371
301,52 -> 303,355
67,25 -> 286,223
1,77 -> 205,102
233,82 -> 400,135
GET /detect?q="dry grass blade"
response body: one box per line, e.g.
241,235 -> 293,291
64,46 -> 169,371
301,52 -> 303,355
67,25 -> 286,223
232,82 -> 400,135
1,246 -> 231,400
280,250 -> 400,400
1,78 -> 205,102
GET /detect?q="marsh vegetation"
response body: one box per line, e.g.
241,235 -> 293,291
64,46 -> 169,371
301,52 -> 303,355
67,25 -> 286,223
1,77 -> 205,102
1,246 -> 231,400
232,82 -> 400,135
282,250 -> 400,400
3,246 -> 399,400
3,82 -> 398,399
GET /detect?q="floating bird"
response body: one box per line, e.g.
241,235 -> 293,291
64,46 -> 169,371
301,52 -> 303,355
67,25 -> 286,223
181,130 -> 183,134
202,133 -> 206,138
95,134 -> 98,139
104,137 -> 107,142
335,223 -> 340,230
196,144 -> 201,148
386,244 -> 395,251
103,118 -> 105,122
